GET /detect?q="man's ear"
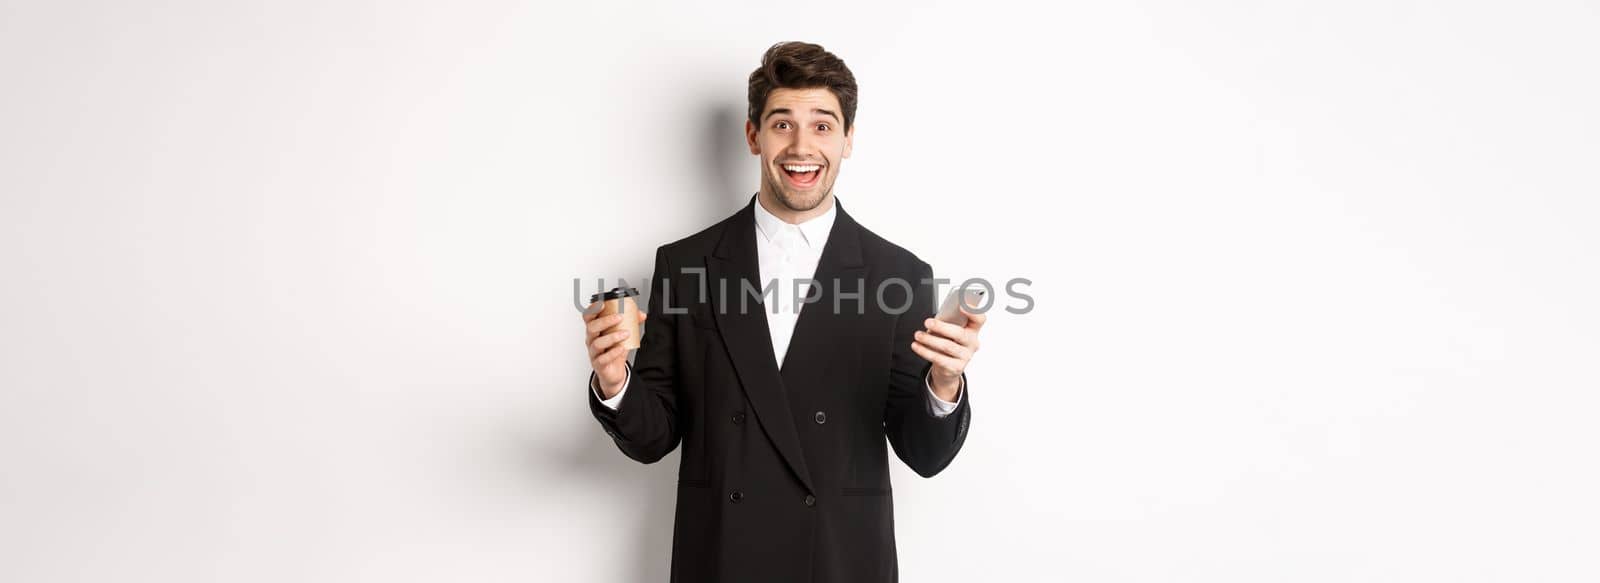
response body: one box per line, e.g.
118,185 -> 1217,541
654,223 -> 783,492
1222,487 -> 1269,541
745,120 -> 760,155
843,123 -> 855,159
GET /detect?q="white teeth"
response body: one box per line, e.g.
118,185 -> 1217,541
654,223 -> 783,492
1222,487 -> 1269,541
782,164 -> 820,173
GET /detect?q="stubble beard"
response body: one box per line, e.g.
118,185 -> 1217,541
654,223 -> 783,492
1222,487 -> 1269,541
763,165 -> 833,213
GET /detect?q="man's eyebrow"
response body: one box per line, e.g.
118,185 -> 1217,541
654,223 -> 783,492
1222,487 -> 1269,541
762,107 -> 842,123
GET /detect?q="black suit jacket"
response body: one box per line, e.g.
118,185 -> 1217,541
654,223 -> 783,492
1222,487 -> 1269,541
587,195 -> 972,582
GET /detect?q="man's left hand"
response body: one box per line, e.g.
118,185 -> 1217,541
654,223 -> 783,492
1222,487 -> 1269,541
912,305 -> 986,401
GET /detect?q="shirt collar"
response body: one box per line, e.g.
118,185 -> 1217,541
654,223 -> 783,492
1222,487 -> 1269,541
753,194 -> 837,249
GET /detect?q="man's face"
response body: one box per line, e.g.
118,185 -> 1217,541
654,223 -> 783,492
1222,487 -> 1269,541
746,87 -> 854,213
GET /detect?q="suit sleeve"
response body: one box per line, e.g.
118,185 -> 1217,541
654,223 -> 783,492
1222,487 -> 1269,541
883,260 -> 972,477
586,245 -> 683,464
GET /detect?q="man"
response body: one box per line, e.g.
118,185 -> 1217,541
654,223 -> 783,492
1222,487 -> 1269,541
580,41 -> 985,583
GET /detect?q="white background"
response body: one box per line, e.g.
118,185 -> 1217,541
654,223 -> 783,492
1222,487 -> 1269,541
2,1 -> 1597,581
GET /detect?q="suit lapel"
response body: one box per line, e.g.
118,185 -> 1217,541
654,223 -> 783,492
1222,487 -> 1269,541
705,197 -> 814,494
705,195 -> 870,496
779,201 -> 868,384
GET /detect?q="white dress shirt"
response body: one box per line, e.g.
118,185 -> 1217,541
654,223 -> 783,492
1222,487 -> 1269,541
593,197 -> 963,417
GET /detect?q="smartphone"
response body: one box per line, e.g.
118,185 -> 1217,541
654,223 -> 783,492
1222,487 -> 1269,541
935,285 -> 985,327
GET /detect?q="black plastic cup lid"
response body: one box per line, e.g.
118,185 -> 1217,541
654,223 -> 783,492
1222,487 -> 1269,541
590,287 -> 640,304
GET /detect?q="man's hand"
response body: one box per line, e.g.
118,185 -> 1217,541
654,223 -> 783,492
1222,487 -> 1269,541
583,303 -> 648,399
911,304 -> 986,401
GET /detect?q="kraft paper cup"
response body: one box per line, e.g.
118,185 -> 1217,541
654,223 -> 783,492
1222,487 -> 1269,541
590,287 -> 641,350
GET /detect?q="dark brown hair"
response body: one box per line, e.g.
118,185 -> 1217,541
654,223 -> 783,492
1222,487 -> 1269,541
747,42 -> 858,133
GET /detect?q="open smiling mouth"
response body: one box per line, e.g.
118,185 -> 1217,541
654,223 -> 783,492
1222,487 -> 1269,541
781,163 -> 823,189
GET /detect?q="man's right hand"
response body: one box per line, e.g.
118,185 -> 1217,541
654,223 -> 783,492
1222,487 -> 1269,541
583,302 -> 648,399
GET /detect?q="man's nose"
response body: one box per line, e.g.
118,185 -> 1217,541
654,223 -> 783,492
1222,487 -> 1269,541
788,131 -> 819,159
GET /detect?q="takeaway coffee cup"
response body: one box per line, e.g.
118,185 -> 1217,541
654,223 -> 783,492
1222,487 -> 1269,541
590,287 -> 642,350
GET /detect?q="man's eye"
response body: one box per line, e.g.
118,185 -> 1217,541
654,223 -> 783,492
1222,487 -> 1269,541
816,123 -> 830,131
774,121 -> 790,130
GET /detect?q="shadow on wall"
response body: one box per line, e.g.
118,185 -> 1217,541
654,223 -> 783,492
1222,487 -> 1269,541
532,98 -> 757,581
699,100 -> 757,215
558,428 -> 682,581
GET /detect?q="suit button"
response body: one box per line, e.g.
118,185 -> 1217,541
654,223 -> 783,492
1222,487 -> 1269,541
814,411 -> 826,424
732,412 -> 746,425
729,490 -> 744,503
804,494 -> 816,507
